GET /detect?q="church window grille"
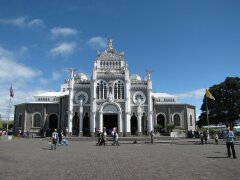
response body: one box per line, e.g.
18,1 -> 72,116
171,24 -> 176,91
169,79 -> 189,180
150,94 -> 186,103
114,80 -> 125,99
97,83 -> 100,99
33,114 -> 41,128
114,84 -> 117,99
100,82 -> 103,99
121,83 -> 124,99
174,114 -> 181,126
118,81 -> 121,99
96,81 -> 107,99
78,94 -> 86,103
104,83 -> 107,98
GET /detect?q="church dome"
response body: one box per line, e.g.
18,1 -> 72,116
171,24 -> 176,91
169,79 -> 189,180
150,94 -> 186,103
74,73 -> 88,81
130,74 -> 141,81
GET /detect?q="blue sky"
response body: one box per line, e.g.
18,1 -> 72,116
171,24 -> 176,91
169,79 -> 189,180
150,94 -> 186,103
0,0 -> 240,120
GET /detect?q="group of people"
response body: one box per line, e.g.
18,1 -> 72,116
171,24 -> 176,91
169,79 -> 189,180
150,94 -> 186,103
96,127 -> 119,146
199,127 -> 237,159
199,130 -> 209,144
50,129 -> 68,150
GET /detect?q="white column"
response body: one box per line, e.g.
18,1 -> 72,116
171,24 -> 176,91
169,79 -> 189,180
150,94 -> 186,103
125,68 -> 131,135
126,112 -> 131,132
137,105 -> 142,133
147,80 -> 153,132
118,111 -> 122,133
79,104 -> 83,134
99,111 -> 103,131
148,112 -> 153,132
90,66 -> 97,135
90,112 -> 96,133
68,69 -> 75,133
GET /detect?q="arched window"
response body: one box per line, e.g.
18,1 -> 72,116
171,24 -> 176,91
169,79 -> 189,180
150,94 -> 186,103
96,80 -> 107,99
157,114 -> 165,128
18,115 -> 22,127
189,115 -> 193,126
174,114 -> 181,126
114,80 -> 124,99
33,114 -> 41,128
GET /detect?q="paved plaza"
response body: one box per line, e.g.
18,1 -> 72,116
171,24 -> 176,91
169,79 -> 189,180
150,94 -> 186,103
0,138 -> 239,180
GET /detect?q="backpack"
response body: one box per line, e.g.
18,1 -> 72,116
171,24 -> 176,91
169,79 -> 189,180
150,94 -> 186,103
113,132 -> 116,138
52,133 -> 57,139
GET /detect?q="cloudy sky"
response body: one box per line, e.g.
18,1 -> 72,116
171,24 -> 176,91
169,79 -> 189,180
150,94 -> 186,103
0,0 -> 240,120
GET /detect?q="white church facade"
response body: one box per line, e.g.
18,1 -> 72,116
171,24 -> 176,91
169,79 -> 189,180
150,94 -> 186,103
14,39 -> 196,137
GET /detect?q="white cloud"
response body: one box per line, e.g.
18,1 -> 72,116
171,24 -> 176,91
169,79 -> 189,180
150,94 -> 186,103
0,46 -> 43,119
39,78 -> 49,85
39,71 -> 62,85
0,16 -> 44,28
51,27 -> 78,38
0,47 -> 40,80
49,42 -> 76,57
174,88 -> 205,99
28,19 -> 44,27
87,36 -> 107,49
51,71 -> 61,81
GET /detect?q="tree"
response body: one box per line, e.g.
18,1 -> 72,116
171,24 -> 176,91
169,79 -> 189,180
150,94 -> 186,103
198,77 -> 240,129
0,121 -> 14,130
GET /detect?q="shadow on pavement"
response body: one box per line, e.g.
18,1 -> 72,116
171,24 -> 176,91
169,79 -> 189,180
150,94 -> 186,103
206,156 -> 228,158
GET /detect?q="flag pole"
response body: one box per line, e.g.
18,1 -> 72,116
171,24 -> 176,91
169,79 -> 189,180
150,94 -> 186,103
206,96 -> 210,139
7,96 -> 11,136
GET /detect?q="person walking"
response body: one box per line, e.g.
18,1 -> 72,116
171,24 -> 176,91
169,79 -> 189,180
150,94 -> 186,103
214,133 -> 219,145
112,127 -> 120,146
225,127 -> 237,159
115,130 -> 120,146
58,130 -> 62,145
150,130 -> 155,144
99,127 -> 107,146
203,131 -> 208,144
51,129 -> 58,150
200,132 -> 204,145
111,127 -> 116,146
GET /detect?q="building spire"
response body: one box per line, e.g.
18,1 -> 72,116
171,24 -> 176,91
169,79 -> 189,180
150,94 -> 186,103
107,38 -> 113,51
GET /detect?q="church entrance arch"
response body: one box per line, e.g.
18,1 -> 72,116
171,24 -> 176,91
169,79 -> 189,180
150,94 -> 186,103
48,114 -> 58,136
131,113 -> 138,135
100,102 -> 122,135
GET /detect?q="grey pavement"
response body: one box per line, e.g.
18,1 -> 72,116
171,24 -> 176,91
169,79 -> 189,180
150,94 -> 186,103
0,138 -> 239,180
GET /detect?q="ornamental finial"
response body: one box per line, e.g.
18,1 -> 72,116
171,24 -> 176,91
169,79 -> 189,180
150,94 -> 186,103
108,38 -> 113,50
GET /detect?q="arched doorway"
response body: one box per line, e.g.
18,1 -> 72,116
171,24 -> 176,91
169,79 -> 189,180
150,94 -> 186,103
131,113 -> 138,135
141,113 -> 147,135
102,104 -> 118,135
72,112 -> 79,136
83,112 -> 90,136
103,114 -> 118,135
49,114 -> 58,136
157,114 -> 165,133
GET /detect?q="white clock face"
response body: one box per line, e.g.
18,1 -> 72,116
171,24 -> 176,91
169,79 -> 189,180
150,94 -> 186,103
133,91 -> 146,105
75,91 -> 88,104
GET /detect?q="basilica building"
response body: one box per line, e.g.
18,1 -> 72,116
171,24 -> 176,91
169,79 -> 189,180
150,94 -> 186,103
14,39 -> 196,137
